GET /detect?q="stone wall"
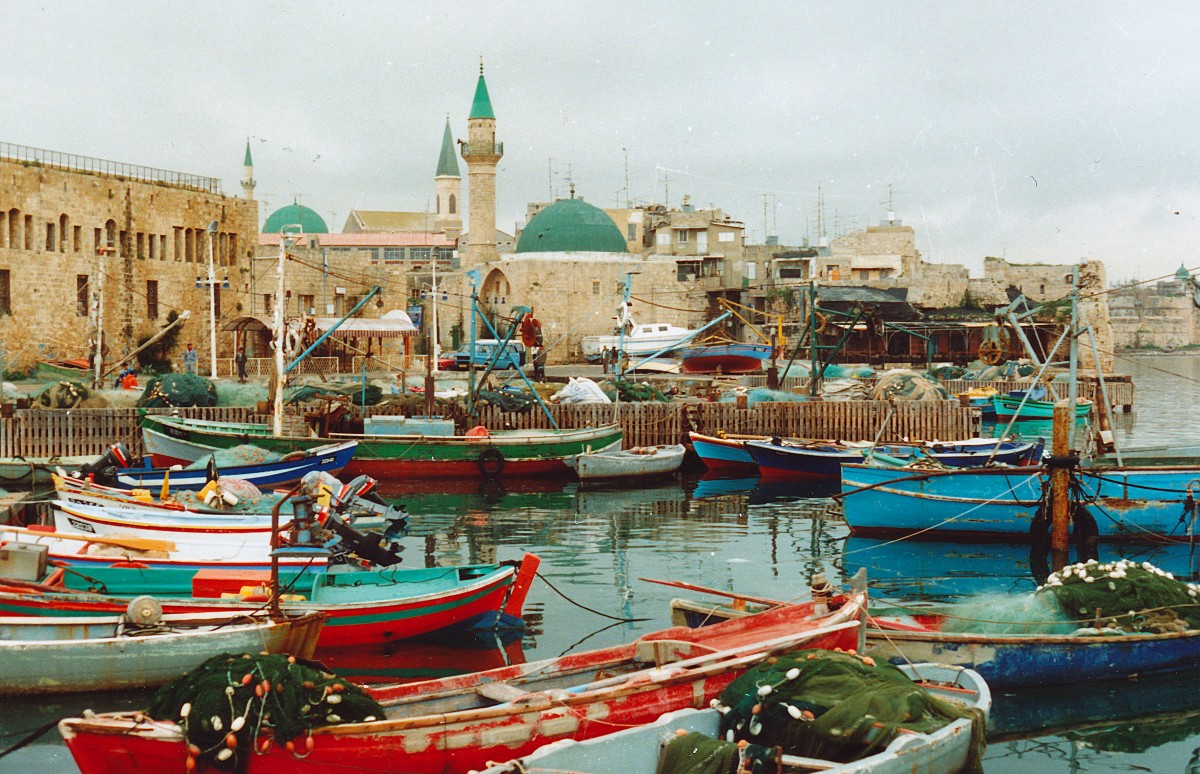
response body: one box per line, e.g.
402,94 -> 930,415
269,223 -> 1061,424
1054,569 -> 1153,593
1108,282 -> 1200,350
822,224 -> 920,280
0,157 -> 257,369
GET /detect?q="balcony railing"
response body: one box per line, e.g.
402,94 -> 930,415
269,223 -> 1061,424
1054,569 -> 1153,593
0,141 -> 221,193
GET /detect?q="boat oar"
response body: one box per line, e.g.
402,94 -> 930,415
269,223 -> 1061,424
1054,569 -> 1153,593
3,524 -> 176,553
639,577 -> 784,608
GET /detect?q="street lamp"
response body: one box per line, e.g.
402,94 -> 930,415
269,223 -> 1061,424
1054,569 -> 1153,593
419,261 -> 449,372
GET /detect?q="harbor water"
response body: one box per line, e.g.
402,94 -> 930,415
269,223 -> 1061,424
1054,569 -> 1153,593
6,353 -> 1200,772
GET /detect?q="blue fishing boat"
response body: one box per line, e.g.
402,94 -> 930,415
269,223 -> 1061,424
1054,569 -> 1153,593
116,440 -> 358,491
688,431 -> 759,474
840,463 -> 1200,539
747,437 -> 1042,480
992,393 -> 1092,421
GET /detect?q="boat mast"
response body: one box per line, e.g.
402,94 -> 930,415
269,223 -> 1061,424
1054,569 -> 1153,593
1067,263 -> 1080,450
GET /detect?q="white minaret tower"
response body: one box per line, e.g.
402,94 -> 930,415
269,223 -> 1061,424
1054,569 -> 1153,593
241,139 -> 256,200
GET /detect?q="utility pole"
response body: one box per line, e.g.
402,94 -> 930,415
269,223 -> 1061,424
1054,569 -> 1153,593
91,247 -> 113,389
274,227 -> 301,436
206,220 -> 219,378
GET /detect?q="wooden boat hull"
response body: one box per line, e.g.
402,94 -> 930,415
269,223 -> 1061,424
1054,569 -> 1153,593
0,455 -> 97,487
0,611 -> 324,695
750,439 -> 1040,480
570,444 -> 685,481
477,663 -> 990,774
115,440 -> 357,490
865,624 -> 1200,687
142,415 -> 623,479
59,598 -> 862,774
841,463 -> 1200,539
0,555 -> 540,648
680,343 -> 772,374
0,525 -> 327,572
688,432 -> 760,474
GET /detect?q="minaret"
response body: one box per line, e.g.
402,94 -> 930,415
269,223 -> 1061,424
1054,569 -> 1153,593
434,117 -> 463,239
241,139 -> 256,200
460,60 -> 503,267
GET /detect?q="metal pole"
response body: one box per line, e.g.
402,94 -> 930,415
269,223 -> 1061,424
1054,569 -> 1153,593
431,257 -> 440,373
206,221 -> 219,378
92,248 -> 108,390
274,228 -> 299,437
1050,401 -> 1072,571
809,282 -> 818,397
617,272 -> 634,382
1067,264 -> 1081,450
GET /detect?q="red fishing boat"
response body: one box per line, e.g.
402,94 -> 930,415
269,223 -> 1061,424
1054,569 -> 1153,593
59,588 -> 864,774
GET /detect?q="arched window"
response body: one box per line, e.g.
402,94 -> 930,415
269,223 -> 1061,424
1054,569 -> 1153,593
59,215 -> 69,252
105,219 -> 117,249
449,194 -> 457,215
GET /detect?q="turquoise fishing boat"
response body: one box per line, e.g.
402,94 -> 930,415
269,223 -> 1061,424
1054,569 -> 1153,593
992,393 -> 1092,421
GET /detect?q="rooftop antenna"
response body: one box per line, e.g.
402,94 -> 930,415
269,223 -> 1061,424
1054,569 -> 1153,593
547,158 -> 555,201
816,184 -> 827,248
880,184 -> 897,225
664,171 -> 670,209
623,147 -> 631,208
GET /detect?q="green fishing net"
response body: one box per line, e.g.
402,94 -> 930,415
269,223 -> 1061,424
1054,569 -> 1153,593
1037,559 -> 1200,633
35,380 -> 91,408
657,649 -> 984,774
656,732 -> 776,774
137,373 -> 218,408
146,652 -> 386,772
870,370 -> 950,401
937,593 -> 1077,635
183,445 -> 281,469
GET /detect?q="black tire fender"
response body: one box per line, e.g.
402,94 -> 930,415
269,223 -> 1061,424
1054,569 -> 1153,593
477,447 -> 505,475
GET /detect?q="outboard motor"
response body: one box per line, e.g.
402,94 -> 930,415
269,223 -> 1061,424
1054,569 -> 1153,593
75,442 -> 133,485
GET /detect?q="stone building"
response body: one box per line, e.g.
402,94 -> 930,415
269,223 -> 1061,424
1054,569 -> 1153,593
1108,267 -> 1200,350
0,141 -> 257,372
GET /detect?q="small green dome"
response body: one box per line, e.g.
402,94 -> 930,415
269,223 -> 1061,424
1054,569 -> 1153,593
1175,263 -> 1192,282
515,197 -> 626,254
262,202 -> 328,234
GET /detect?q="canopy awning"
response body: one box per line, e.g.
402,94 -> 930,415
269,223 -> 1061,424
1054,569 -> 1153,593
313,310 -> 416,339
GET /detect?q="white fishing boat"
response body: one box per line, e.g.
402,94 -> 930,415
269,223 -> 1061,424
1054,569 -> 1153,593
479,662 -> 989,774
0,606 -> 325,696
569,444 -> 686,481
580,307 -> 699,362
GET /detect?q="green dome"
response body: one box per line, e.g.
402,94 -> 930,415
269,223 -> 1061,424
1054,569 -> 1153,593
1176,263 -> 1192,282
262,202 -> 328,234
515,197 -> 626,254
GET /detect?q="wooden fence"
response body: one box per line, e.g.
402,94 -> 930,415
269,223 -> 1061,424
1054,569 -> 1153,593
0,408 -> 255,458
0,400 -> 979,458
738,376 -> 1135,411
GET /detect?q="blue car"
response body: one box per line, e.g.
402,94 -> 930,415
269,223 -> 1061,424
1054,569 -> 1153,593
452,339 -> 526,370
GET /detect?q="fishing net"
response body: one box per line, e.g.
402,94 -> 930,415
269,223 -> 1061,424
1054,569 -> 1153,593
870,370 -> 950,401
145,652 -> 386,772
1037,559 -> 1200,633
183,445 -> 281,469
476,389 -> 535,412
609,379 -> 670,403
930,365 -> 970,381
34,380 -> 91,408
936,593 -> 1076,635
656,732 -> 775,774
286,382 -> 383,406
137,373 -> 218,408
718,388 -> 808,406
657,649 -> 984,774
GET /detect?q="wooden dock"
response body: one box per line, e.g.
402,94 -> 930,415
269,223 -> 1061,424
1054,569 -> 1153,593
0,400 -> 980,459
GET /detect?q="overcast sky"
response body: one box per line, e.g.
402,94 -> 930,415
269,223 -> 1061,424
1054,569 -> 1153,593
5,2 -> 1198,281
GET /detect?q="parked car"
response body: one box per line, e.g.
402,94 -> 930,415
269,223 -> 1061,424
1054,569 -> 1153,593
453,340 -> 526,370
436,351 -> 457,370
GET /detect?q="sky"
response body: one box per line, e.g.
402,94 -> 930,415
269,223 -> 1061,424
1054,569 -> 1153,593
4,1 -> 1198,282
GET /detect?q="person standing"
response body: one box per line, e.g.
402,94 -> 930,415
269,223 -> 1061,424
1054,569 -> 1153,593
183,343 -> 198,375
234,349 -> 248,383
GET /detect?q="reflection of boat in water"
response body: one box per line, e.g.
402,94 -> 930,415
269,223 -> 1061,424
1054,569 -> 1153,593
842,536 -> 1199,600
576,483 -> 687,515
690,475 -> 840,503
322,629 -> 526,685
377,478 -> 577,512
989,667 -> 1200,740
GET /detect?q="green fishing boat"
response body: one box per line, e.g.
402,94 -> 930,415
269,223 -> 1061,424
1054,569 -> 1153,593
142,414 -> 622,480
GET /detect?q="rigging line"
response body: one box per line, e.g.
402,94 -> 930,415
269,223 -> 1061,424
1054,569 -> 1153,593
534,570 -> 650,622
629,294 -> 709,314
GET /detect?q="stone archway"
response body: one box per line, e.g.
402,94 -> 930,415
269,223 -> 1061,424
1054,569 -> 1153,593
478,267 -> 510,336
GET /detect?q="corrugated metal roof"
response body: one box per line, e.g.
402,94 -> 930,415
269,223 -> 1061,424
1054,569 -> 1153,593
313,311 -> 416,339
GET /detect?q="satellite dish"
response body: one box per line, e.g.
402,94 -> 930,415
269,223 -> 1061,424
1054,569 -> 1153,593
125,596 -> 163,626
